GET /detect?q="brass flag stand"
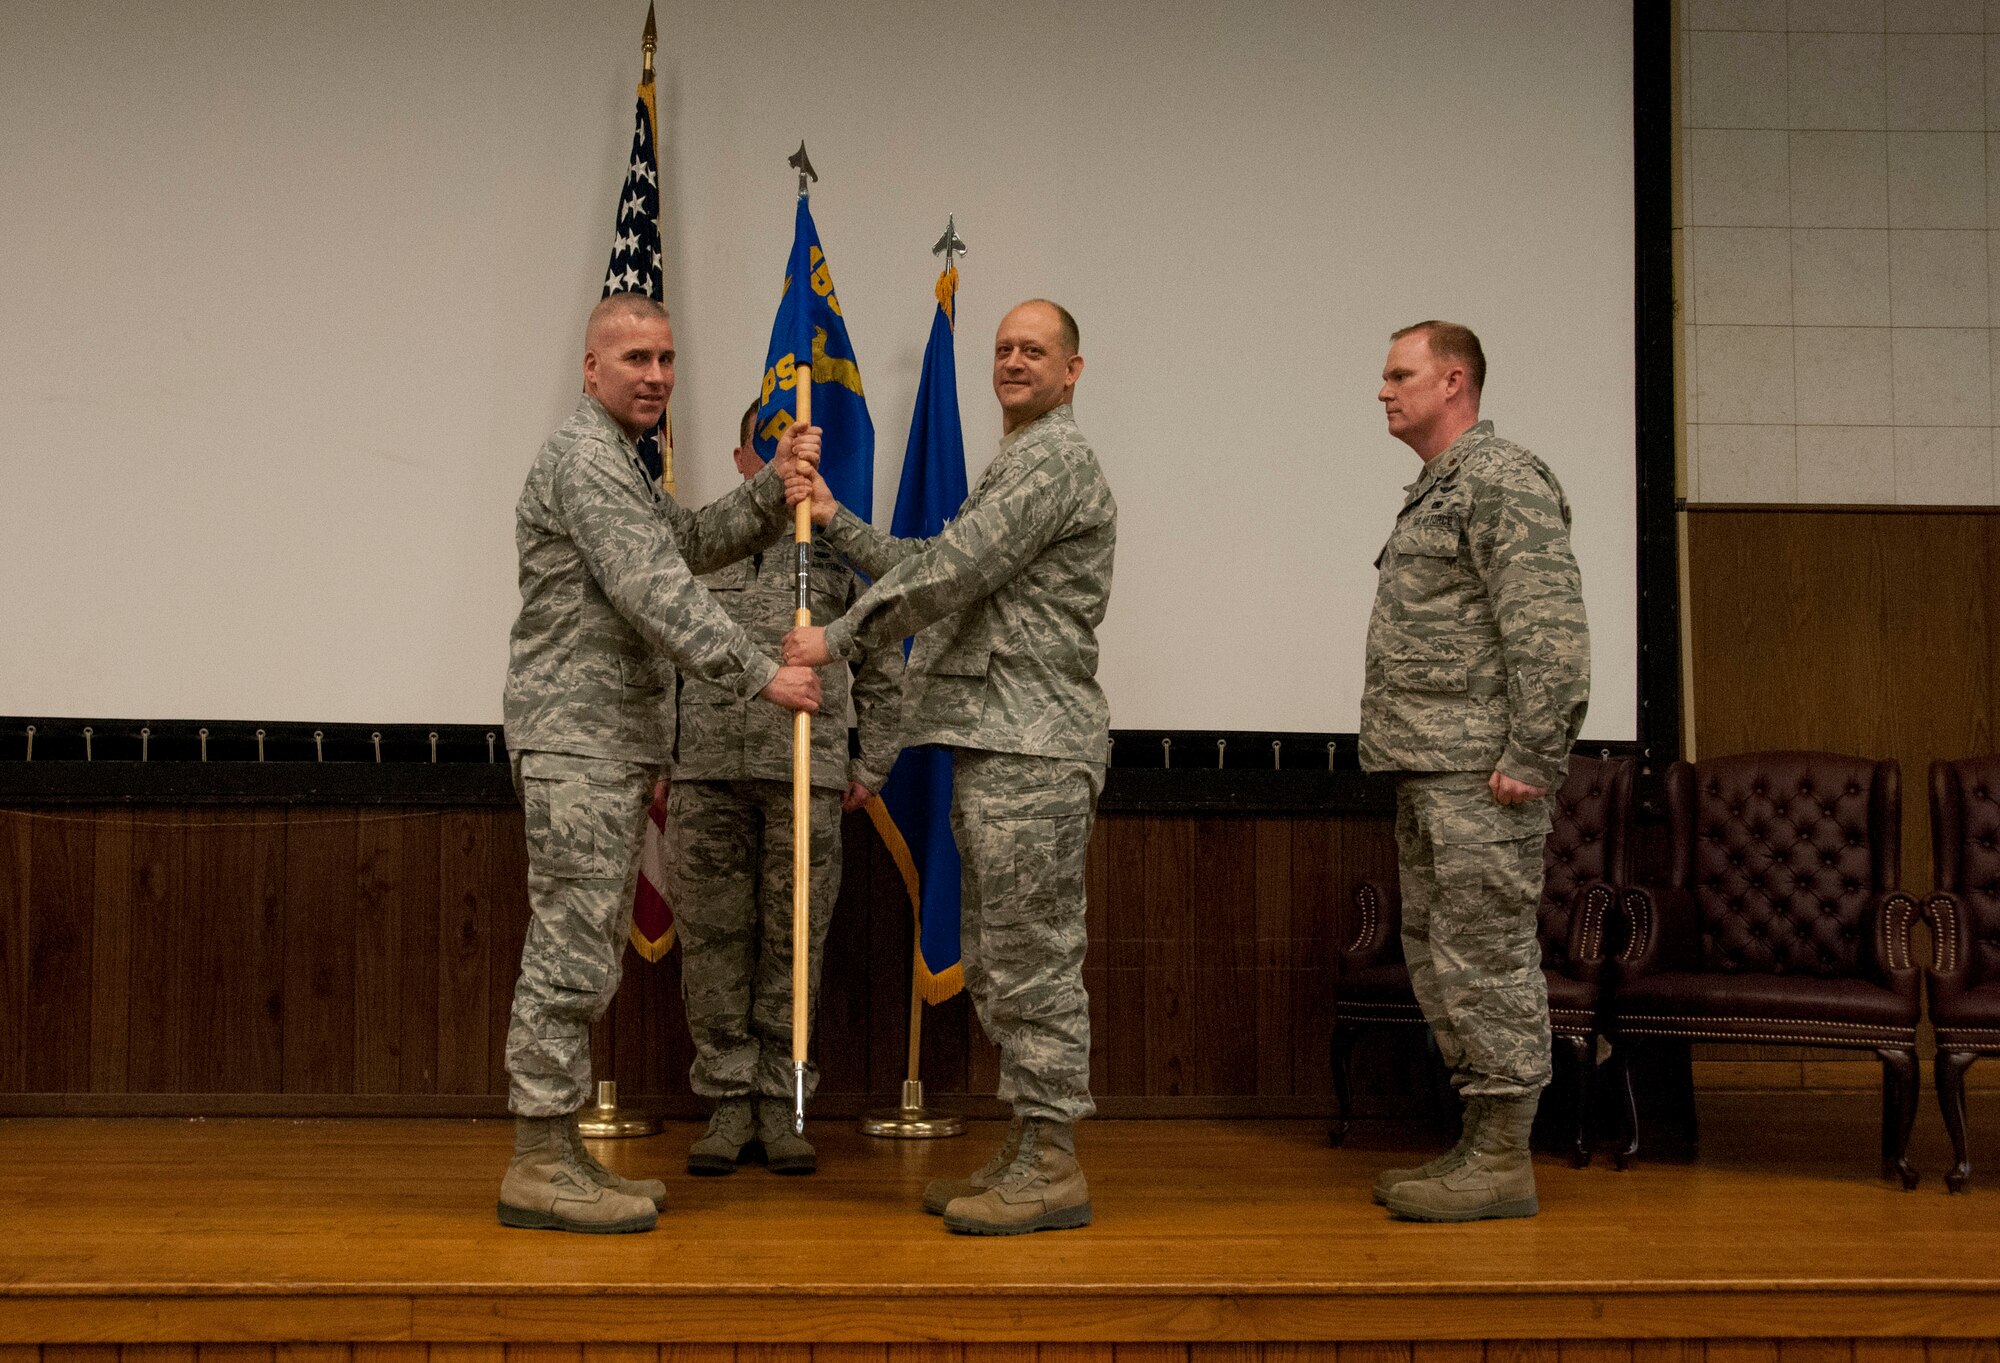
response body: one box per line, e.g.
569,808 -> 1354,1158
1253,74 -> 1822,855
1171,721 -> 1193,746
859,922 -> 965,1139
576,1080 -> 659,1139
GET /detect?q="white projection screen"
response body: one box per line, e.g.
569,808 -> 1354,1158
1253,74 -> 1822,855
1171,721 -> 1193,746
0,0 -> 1638,740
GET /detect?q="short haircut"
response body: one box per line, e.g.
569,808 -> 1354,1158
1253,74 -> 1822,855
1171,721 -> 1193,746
585,292 -> 670,349
740,398 -> 761,447
1391,320 -> 1486,392
1023,298 -> 1081,354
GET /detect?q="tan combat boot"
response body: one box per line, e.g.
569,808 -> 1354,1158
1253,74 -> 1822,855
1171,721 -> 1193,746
922,1115 -> 1023,1215
498,1115 -> 659,1234
753,1095 -> 816,1174
1382,1096 -> 1539,1222
561,1113 -> 667,1211
1371,1099 -> 1484,1205
942,1117 -> 1091,1235
686,1097 -> 756,1175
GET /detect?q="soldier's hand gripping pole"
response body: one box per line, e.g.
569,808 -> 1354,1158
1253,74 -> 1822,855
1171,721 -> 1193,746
790,371 -> 815,1135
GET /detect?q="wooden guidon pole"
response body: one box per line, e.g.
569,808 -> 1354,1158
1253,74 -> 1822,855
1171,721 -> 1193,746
790,370 -> 814,1134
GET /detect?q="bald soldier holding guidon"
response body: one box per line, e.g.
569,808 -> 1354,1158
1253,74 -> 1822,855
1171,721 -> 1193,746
784,298 -> 1116,1236
498,292 -> 824,1235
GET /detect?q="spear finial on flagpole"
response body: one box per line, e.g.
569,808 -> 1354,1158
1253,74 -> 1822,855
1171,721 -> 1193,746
641,2 -> 656,83
932,214 -> 968,270
789,141 -> 818,198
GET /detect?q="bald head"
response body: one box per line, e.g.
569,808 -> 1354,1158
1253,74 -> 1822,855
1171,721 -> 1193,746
583,293 -> 675,439
585,292 -> 670,353
1014,298 -> 1080,355
994,298 -> 1085,433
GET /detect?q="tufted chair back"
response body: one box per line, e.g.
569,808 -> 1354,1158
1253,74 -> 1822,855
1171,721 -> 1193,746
1668,752 -> 1899,978
1931,756 -> 2000,986
1539,754 -> 1634,970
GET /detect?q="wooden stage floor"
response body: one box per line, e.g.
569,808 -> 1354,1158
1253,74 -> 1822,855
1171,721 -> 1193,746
6,1099 -> 2000,1349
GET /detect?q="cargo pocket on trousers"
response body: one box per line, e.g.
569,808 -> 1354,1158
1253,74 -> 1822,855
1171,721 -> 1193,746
521,761 -> 631,881
985,814 -> 1089,928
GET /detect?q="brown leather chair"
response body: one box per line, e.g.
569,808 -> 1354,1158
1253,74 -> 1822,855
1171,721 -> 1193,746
1332,753 -> 1634,1165
1923,755 -> 2000,1193
1612,752 -> 1923,1187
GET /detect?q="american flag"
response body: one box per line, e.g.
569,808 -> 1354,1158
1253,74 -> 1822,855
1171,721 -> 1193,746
602,89 -> 673,489
631,782 -> 675,962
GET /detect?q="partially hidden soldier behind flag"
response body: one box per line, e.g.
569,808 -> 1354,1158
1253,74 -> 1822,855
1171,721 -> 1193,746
784,299 -> 1115,1236
669,398 -> 903,1177
497,293 -> 824,1236
1361,320 -> 1590,1224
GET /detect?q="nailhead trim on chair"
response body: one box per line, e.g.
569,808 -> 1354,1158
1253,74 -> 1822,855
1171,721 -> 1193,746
1339,1004 -> 1597,1036
1576,883 -> 1613,960
1616,1023 -> 1915,1045
1926,892 -> 1961,974
1349,883 -> 1381,955
1882,894 -> 1918,972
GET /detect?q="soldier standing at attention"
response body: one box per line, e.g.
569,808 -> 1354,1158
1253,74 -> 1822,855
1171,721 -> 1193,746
783,299 -> 1115,1236
1361,320 -> 1590,1223
671,400 -> 903,1177
498,293 -> 824,1235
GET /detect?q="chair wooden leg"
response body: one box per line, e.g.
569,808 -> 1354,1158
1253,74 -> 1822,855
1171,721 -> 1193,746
1877,1047 -> 1920,1190
1612,1039 -> 1639,1171
1563,1033 -> 1593,1168
1329,1021 -> 1359,1147
1938,1050 -> 1975,1194
1670,1038 -> 1700,1152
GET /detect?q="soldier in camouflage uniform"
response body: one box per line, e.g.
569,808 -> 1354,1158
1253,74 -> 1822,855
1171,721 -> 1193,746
672,401 -> 904,1177
784,299 -> 1114,1236
497,293 -> 824,1235
1360,321 -> 1591,1223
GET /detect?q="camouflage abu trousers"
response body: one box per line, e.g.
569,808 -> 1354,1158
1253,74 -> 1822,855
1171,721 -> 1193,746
1394,771 -> 1553,1100
951,749 -> 1104,1124
505,750 -> 660,1118
665,778 -> 842,1102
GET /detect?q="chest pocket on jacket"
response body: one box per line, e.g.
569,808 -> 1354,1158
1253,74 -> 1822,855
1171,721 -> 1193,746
807,549 -> 853,618
621,653 -> 666,693
1392,514 -> 1462,560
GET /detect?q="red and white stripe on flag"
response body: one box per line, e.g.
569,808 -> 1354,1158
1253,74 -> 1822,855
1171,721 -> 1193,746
629,782 -> 675,962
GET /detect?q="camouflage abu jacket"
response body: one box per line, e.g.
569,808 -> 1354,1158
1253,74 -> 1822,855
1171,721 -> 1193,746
675,529 -> 904,792
503,394 -> 787,763
819,404 -> 1116,765
1358,419 -> 1590,789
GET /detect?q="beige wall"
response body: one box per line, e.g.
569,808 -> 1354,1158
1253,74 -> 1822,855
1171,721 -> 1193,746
1679,0 -> 2000,504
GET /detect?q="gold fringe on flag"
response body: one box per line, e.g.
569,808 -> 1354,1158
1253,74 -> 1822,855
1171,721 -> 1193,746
862,794 -> 964,1004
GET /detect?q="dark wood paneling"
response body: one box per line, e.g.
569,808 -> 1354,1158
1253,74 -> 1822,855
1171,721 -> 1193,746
26,811 -> 91,1093
283,810 -> 358,1094
1687,508 -> 2000,895
482,811 -> 529,1097
0,801 -> 1416,1113
1253,819 -> 1295,1098
436,811 -> 496,1096
194,811 -> 284,1093
1102,817 -> 1149,1098
1289,819 -> 1341,1096
89,811 -> 133,1093
1141,817 -> 1195,1098
1191,818 -> 1256,1096
127,811 -> 187,1091
817,808 -> 874,1098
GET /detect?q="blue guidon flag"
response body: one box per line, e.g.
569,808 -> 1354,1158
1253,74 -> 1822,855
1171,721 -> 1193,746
601,79 -> 673,491
752,196 -> 874,519
865,266 -> 970,1003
